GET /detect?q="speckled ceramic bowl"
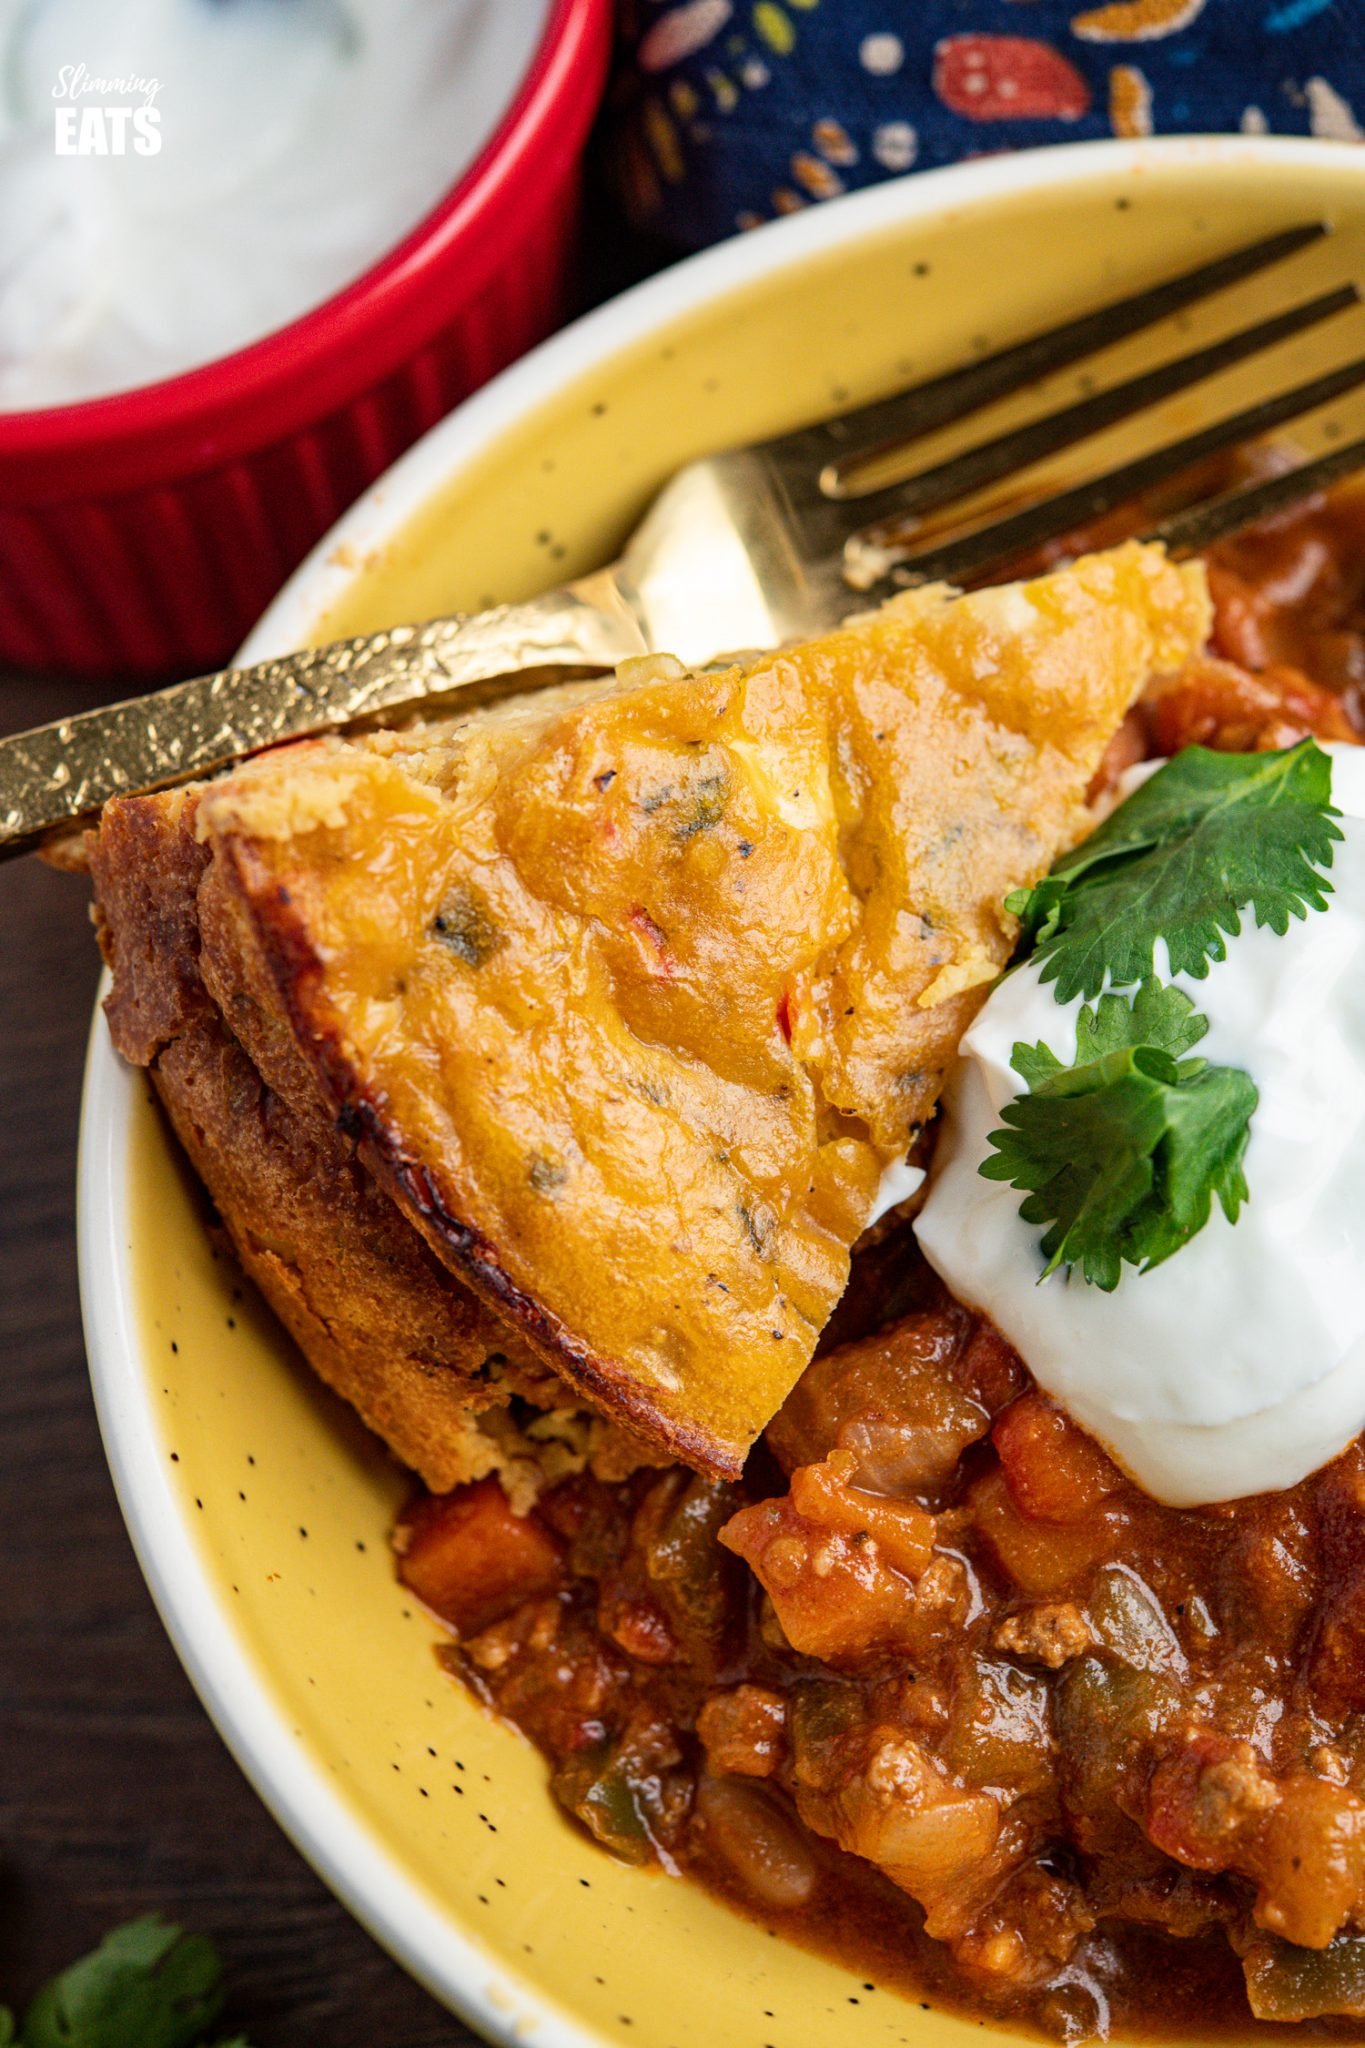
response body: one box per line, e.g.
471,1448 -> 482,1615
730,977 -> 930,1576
79,139 -> 1365,2048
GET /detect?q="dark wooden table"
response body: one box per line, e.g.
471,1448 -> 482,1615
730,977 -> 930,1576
0,670 -> 477,2043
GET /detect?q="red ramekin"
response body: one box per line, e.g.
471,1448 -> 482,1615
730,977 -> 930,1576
0,0 -> 613,679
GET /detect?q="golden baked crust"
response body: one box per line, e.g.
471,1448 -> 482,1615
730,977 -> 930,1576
183,545 -> 1210,1478
89,790 -> 658,1501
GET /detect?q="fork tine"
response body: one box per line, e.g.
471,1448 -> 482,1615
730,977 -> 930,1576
759,223 -> 1330,472
861,349 -> 1365,592
836,285 -> 1359,536
1146,434 -> 1365,557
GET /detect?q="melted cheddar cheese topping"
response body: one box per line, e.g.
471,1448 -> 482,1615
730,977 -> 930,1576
198,543 -> 1210,1474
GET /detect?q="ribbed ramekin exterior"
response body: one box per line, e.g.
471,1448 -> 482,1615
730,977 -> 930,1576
0,0 -> 605,678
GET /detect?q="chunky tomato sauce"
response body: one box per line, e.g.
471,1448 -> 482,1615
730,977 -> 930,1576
396,483 -> 1365,2041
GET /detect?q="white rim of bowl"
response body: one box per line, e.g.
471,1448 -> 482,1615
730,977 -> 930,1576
78,134 -> 1365,2048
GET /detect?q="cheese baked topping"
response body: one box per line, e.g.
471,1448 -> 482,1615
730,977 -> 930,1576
171,544 -> 1207,1475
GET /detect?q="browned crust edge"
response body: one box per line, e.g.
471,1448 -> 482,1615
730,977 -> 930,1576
225,839 -> 743,1483
377,1139 -> 741,1483
89,793 -> 573,1495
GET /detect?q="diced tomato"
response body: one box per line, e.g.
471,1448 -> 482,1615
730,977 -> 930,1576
1087,709 -> 1148,804
1145,1730 -> 1269,1873
396,1477 -> 565,1638
1207,564 -> 1276,672
627,903 -> 675,976
1147,655 -> 1355,756
696,1685 -> 786,1778
598,1586 -> 679,1665
954,1320 -> 1027,1418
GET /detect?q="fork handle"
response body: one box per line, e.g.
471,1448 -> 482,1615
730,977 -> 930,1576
0,576 -> 647,860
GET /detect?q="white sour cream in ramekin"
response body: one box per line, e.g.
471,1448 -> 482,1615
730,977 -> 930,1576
0,0 -> 549,409
915,742 -> 1365,1508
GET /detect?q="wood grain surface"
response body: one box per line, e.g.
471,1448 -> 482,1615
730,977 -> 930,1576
0,670 -> 478,2044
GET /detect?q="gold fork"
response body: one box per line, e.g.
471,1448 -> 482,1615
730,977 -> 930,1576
5,220 -> 1365,862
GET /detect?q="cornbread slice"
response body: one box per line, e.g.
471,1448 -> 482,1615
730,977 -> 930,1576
90,789 -> 660,1502
106,542 -> 1207,1481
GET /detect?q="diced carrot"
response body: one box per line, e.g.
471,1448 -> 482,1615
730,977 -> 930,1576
396,1477 -> 565,1638
968,1467 -> 1119,1598
788,1452 -> 935,1580
721,1494 -> 923,1665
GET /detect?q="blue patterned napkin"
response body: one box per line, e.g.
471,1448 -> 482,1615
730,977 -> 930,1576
613,0 -> 1365,246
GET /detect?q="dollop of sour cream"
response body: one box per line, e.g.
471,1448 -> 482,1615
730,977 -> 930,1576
915,742 -> 1365,1508
867,1155 -> 926,1230
0,0 -> 548,409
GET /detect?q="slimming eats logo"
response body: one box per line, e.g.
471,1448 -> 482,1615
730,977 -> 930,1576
52,63 -> 161,155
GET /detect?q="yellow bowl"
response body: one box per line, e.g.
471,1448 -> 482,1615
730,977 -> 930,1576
79,137 -> 1365,2047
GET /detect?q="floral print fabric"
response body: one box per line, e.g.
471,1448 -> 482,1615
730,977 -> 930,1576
613,0 -> 1365,245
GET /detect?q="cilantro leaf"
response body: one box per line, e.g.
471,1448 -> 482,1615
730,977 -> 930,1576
18,1918 -> 227,2048
1010,976 -> 1209,1092
1,2010 -> 15,2047
980,980 -> 1257,1289
1006,739 -> 1341,1002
